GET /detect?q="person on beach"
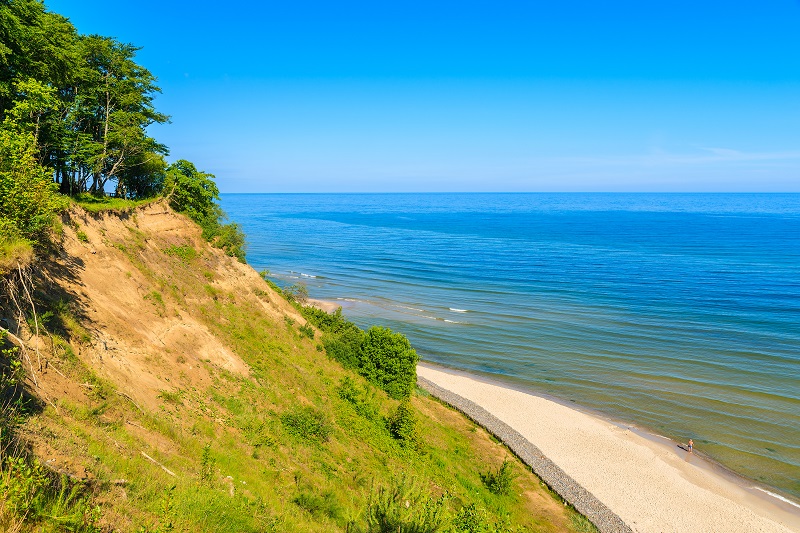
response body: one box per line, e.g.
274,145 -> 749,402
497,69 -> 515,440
688,439 -> 693,452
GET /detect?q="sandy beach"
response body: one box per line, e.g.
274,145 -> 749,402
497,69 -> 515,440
307,298 -> 341,313
417,363 -> 800,533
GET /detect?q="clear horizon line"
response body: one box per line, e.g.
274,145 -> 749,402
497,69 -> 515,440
219,191 -> 800,195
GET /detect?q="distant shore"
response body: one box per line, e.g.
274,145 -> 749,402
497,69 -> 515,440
417,362 -> 800,533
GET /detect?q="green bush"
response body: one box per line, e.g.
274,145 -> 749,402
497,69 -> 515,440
0,130 -> 67,268
281,406 -> 332,443
282,283 -> 308,304
359,327 -> 419,400
162,160 -> 246,262
163,160 -> 218,223
293,490 -> 343,521
298,323 -> 315,340
303,307 -> 366,369
303,308 -> 419,399
387,400 -> 419,449
360,476 -> 447,533
198,208 -> 246,262
450,503 -> 492,533
0,456 -> 101,532
480,460 -> 515,496
323,326 -> 365,370
337,377 -> 380,421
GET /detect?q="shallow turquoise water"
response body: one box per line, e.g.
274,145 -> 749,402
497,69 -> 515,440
222,193 -> 800,498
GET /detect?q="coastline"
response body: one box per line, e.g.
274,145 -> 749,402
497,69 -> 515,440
417,362 -> 800,533
307,298 -> 341,313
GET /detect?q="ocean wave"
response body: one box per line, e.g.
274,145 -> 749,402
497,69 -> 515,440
751,487 -> 800,509
444,319 -> 464,324
336,298 -> 359,302
300,273 -> 317,278
449,308 -> 468,313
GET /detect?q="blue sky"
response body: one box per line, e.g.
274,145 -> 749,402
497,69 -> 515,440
47,1 -> 800,192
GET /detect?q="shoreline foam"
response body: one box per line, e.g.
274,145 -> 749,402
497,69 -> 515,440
417,362 -> 800,533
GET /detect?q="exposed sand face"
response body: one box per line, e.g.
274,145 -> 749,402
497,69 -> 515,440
418,364 -> 800,533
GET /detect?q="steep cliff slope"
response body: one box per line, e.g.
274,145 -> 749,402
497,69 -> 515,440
0,202 -> 588,532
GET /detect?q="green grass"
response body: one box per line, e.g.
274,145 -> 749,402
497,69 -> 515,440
72,194 -> 153,214
3,205 -> 593,533
0,235 -> 33,274
163,244 -> 197,263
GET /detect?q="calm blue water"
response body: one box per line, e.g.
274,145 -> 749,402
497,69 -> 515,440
222,193 -> 800,498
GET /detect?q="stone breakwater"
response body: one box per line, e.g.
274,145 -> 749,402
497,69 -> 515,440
417,375 -> 632,533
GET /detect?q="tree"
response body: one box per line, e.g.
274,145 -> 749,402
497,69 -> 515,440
0,0 -> 78,116
116,151 -> 167,199
163,159 -> 220,221
163,159 -> 246,261
76,35 -> 168,195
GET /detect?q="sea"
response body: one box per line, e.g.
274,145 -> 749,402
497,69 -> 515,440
221,193 -> 800,500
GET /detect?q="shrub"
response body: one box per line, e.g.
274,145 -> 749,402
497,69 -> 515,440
281,406 -> 331,443
298,323 -> 315,340
162,160 -> 246,262
199,444 -> 215,485
451,503 -> 491,533
359,327 -> 418,400
323,326 -> 365,370
0,130 -> 67,268
480,460 -> 515,496
337,377 -> 380,421
304,309 -> 419,398
361,476 -> 447,533
163,160 -> 219,223
0,455 -> 101,532
282,283 -> 308,304
293,491 -> 342,521
387,400 -> 419,449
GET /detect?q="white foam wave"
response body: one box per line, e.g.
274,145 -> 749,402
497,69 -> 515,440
336,298 -> 358,302
300,273 -> 316,278
444,319 -> 463,324
752,487 -> 800,509
449,308 -> 468,313
399,305 -> 425,312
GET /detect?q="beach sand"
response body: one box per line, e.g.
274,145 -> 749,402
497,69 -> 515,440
417,363 -> 800,533
306,298 -> 341,313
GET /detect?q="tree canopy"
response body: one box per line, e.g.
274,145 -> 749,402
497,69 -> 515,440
0,0 -> 245,263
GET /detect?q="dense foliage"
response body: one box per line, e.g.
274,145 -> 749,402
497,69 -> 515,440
0,0 -> 244,264
302,307 -> 419,400
361,326 -> 419,400
0,130 -> 66,271
164,160 -> 246,261
0,0 -> 167,197
0,130 -> 65,242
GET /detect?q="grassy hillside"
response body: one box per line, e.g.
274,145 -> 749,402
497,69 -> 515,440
0,201 -> 594,532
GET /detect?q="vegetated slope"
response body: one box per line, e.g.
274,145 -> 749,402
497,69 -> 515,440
1,202 -> 589,532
